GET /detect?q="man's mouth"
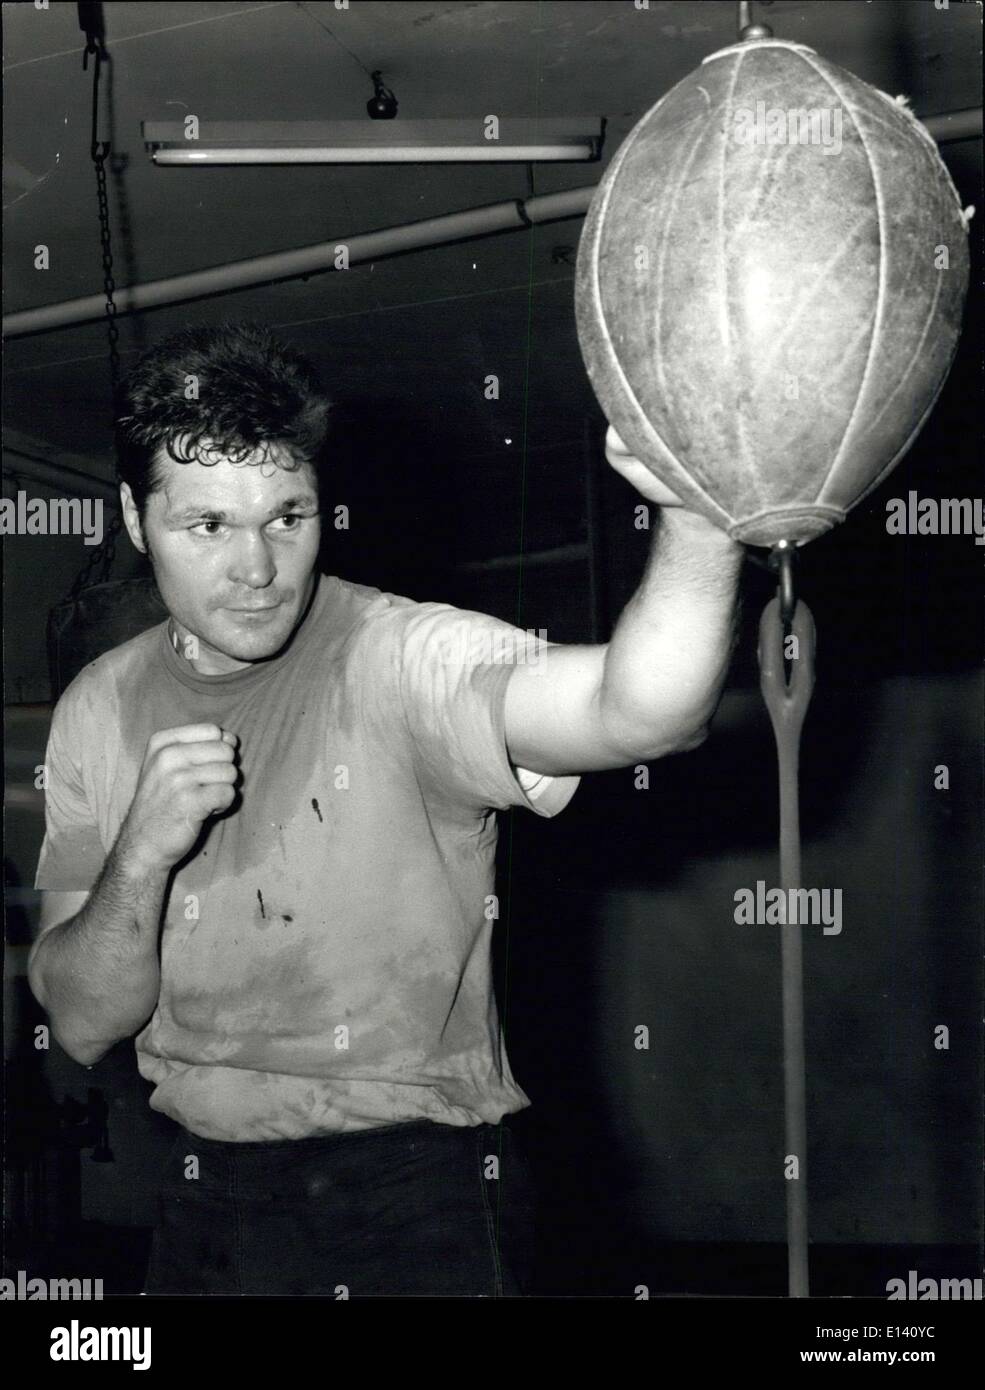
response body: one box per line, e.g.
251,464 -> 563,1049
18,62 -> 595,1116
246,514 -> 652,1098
225,601 -> 283,616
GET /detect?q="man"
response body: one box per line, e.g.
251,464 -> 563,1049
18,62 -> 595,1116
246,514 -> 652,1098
29,322 -> 743,1296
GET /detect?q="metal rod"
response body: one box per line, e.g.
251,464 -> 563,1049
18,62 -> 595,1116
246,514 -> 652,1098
738,0 -> 774,41
921,107 -> 983,143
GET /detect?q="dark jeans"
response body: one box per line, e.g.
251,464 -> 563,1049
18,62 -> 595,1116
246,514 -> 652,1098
143,1117 -> 537,1297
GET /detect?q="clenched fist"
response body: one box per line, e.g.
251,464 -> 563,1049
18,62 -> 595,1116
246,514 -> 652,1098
118,724 -> 240,874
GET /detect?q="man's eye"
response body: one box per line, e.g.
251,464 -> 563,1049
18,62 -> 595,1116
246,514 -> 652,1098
271,513 -> 302,530
191,521 -> 224,536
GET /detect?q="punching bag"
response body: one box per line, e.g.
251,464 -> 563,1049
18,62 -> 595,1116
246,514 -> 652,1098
576,38 -> 971,546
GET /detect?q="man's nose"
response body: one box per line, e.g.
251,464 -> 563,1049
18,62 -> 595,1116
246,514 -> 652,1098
227,532 -> 276,588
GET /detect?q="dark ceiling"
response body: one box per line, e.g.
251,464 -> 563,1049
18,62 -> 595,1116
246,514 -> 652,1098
4,1 -> 981,447
2,1 -> 982,624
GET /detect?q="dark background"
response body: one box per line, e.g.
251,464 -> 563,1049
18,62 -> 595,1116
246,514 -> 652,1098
3,1 -> 982,1297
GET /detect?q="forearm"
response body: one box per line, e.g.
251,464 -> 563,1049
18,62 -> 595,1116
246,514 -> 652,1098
30,831 -> 168,1063
597,509 -> 744,755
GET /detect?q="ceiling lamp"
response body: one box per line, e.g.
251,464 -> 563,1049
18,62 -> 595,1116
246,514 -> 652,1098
142,117 -> 604,166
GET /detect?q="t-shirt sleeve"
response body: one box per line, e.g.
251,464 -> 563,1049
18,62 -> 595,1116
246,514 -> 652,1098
391,603 -> 581,817
34,681 -> 106,893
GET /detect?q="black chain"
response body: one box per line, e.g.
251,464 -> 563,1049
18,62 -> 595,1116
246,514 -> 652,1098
68,37 -> 124,599
94,153 -> 122,390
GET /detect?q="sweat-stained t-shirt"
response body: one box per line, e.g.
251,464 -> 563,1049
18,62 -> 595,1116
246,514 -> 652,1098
34,572 -> 580,1141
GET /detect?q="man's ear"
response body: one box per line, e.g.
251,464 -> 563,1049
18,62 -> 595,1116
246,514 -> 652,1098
119,483 -> 147,554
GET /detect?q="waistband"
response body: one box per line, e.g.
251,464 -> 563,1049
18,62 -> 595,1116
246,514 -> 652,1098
175,1116 -> 512,1156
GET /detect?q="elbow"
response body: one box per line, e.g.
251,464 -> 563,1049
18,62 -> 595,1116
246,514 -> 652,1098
50,1018 -> 113,1068
666,722 -> 710,755
63,1040 -> 111,1068
596,676 -> 723,764
28,964 -> 114,1067
602,718 -> 710,766
657,681 -> 730,754
26,946 -> 49,1013
641,721 -> 710,759
596,713 -> 711,767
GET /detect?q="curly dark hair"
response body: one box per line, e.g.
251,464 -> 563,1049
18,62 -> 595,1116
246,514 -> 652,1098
115,322 -> 332,515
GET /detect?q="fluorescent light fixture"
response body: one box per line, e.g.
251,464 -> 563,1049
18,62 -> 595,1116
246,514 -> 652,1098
142,118 -> 604,165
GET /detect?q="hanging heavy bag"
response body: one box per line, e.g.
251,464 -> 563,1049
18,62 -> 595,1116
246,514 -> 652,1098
575,39 -> 972,546
47,576 -> 169,702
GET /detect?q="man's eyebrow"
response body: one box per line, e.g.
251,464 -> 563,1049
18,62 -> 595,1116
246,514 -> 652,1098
170,506 -> 229,523
168,496 -> 319,523
274,495 -> 320,513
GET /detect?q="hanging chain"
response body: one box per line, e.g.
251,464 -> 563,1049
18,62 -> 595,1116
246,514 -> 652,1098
68,34 -> 124,599
94,150 -> 121,391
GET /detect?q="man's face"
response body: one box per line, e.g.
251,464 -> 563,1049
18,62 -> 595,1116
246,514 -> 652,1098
121,442 -> 321,675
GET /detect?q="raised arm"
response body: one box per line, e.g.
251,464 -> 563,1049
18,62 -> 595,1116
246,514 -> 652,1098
504,427 -> 744,775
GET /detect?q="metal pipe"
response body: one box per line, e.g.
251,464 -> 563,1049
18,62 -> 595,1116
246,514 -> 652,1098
3,106 -> 977,342
2,188 -> 594,340
2,448 -> 119,504
922,107 -> 982,143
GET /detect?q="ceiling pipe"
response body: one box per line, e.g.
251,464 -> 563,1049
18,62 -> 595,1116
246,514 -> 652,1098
2,107 -> 978,342
2,446 -> 119,503
2,187 -> 591,340
922,106 -> 982,143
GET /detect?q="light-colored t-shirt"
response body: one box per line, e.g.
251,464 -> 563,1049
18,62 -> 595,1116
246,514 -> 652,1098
35,572 -> 580,1140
